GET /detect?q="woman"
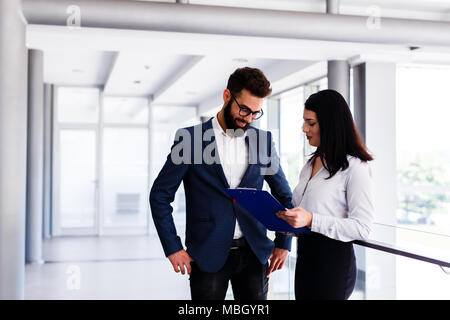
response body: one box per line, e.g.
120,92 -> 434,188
276,89 -> 374,300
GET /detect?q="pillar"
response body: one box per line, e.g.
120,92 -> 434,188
26,50 -> 45,263
0,0 -> 28,299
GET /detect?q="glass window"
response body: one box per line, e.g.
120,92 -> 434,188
277,78 -> 328,190
358,239 -> 450,300
396,64 -> 450,237
55,87 -> 152,235
303,77 -> 328,106
103,97 -> 149,124
279,87 -> 305,190
395,253 -> 450,299
57,87 -> 99,123
59,129 -> 97,228
102,128 -> 149,228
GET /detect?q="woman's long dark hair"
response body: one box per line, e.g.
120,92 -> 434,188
305,89 -> 373,179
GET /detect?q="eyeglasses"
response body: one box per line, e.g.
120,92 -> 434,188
230,92 -> 264,120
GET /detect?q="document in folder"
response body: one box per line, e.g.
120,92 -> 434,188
226,188 -> 311,234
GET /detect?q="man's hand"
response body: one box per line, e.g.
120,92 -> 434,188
266,248 -> 289,278
168,249 -> 194,275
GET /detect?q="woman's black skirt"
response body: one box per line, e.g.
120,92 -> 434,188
295,232 -> 357,300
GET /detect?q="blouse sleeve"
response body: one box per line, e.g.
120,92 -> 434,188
310,160 -> 374,242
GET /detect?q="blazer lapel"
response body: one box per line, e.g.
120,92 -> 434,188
202,118 -> 229,188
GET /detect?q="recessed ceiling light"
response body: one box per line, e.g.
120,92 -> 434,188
232,58 -> 248,63
72,69 -> 84,73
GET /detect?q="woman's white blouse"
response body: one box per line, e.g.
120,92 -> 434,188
292,155 -> 374,242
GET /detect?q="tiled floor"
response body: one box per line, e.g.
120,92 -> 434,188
25,234 -> 365,300
25,235 -> 191,300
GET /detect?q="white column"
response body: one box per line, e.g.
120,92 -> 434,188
43,84 -> 53,239
328,60 -> 350,104
0,0 -> 28,299
353,64 -> 366,141
326,0 -> 340,14
26,50 -> 45,263
326,1 -> 350,104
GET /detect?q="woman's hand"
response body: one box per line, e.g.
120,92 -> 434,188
276,207 -> 313,229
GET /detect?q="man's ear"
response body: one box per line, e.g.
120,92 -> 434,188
223,89 -> 231,104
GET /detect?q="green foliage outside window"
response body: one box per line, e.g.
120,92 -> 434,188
398,155 -> 450,223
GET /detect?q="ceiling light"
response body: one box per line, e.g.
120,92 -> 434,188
72,69 -> 84,73
133,80 -> 141,84
232,58 -> 248,63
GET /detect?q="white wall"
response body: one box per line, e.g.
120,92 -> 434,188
365,61 -> 397,299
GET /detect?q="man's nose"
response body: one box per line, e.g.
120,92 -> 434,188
243,113 -> 253,122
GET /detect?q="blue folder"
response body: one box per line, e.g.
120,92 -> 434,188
226,188 -> 311,234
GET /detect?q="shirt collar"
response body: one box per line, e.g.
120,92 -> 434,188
212,114 -> 227,137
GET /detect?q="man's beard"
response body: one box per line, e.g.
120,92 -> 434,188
224,99 -> 249,136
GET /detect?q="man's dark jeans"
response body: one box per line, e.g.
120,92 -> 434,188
189,238 -> 269,300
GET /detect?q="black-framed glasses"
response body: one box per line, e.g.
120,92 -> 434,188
230,92 -> 264,120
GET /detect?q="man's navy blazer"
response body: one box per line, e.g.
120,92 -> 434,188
149,118 -> 293,273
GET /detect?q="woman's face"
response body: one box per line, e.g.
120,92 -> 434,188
302,109 -> 320,147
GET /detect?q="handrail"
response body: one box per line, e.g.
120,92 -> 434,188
353,238 -> 450,269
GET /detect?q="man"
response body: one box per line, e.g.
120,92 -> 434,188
150,67 -> 293,300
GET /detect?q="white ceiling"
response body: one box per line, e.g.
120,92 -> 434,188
152,56 -> 289,106
28,0 -> 450,116
103,52 -> 194,97
43,50 -> 116,86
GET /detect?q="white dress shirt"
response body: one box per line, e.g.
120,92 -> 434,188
292,155 -> 374,242
212,115 -> 249,239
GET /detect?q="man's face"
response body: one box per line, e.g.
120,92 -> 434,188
223,88 -> 264,132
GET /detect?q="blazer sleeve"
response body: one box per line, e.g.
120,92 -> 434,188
263,131 -> 294,251
149,129 -> 190,257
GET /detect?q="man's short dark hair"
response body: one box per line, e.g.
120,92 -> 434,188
227,67 -> 272,98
